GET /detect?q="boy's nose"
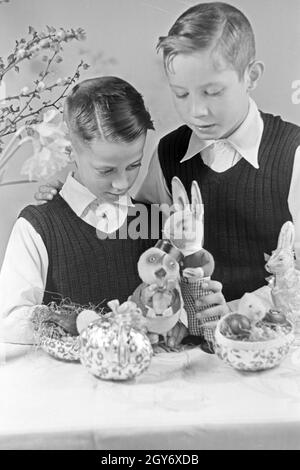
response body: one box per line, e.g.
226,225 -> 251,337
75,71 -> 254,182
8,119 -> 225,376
111,174 -> 129,192
190,99 -> 209,119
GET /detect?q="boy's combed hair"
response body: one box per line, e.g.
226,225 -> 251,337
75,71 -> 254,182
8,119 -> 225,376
157,2 -> 256,78
64,76 -> 154,144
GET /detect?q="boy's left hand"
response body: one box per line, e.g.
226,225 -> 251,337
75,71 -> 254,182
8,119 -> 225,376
195,279 -> 229,319
166,321 -> 189,348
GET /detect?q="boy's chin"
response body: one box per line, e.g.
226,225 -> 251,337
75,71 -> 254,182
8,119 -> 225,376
190,124 -> 221,140
102,191 -> 129,203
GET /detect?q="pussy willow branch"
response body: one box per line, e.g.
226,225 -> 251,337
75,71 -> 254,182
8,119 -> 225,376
0,50 -> 58,137
0,29 -> 83,80
0,178 -> 38,187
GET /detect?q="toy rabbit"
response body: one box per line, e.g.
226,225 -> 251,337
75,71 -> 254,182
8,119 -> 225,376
131,242 -> 185,345
265,221 -> 300,334
163,177 -> 219,349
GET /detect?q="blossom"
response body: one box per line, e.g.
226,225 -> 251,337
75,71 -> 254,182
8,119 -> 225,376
36,81 -> 45,91
20,109 -> 72,181
20,86 -> 30,95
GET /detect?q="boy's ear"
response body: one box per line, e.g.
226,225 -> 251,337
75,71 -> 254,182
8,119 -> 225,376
246,60 -> 265,92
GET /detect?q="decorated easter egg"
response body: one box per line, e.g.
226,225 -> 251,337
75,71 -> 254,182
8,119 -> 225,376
224,313 -> 252,337
263,309 -> 287,325
79,303 -> 153,381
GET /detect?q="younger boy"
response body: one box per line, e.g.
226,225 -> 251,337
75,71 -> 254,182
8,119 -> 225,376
0,76 -> 226,344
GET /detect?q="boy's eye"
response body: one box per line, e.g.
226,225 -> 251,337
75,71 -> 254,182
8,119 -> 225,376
128,162 -> 142,171
205,89 -> 224,96
98,169 -> 114,176
175,93 -> 188,99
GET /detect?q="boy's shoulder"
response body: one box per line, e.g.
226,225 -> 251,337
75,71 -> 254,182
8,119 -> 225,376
19,194 -> 66,224
159,124 -> 192,145
158,124 -> 192,162
260,111 -> 300,134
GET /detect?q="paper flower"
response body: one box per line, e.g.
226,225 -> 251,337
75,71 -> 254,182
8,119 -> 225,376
20,109 -> 72,180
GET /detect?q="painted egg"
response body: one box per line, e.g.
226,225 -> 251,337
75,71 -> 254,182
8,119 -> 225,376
224,313 -> 252,337
263,309 -> 287,324
79,317 -> 153,381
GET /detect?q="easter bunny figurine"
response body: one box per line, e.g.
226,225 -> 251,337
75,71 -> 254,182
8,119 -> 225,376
163,176 -> 219,349
265,221 -> 300,334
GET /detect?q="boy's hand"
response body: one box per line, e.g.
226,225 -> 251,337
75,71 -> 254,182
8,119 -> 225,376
34,180 -> 63,204
166,321 -> 189,348
195,279 -> 229,319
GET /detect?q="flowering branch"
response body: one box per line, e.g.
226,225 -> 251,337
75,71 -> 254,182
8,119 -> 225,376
0,25 -> 88,141
0,3 -> 90,186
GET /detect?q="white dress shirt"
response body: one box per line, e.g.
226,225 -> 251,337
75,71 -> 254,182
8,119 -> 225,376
0,174 -> 134,344
135,99 -> 300,309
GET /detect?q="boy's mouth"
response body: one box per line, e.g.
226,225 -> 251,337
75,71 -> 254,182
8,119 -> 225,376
194,124 -> 216,130
106,190 -> 129,197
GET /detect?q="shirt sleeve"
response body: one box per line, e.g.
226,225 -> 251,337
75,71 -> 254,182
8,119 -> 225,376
288,145 -> 300,267
134,146 -> 172,205
0,217 -> 48,344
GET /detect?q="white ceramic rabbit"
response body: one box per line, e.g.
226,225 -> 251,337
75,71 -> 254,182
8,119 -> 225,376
163,177 -> 218,347
265,221 -> 300,323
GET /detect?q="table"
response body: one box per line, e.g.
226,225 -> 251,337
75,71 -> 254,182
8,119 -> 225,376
1,343 -> 300,450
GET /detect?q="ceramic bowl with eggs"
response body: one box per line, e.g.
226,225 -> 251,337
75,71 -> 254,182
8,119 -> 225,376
214,294 -> 295,371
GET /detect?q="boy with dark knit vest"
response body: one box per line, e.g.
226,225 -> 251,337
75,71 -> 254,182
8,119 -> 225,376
135,2 -> 300,308
0,76 -> 227,344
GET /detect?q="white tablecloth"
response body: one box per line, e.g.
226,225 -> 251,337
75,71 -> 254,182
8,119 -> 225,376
1,343 -> 300,450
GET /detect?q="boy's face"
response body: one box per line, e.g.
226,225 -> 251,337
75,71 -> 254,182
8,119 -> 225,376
166,49 -> 251,140
72,133 -> 146,202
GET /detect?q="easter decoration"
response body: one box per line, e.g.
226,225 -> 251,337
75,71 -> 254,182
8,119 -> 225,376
214,292 -> 294,371
31,301 -> 101,361
79,300 -> 153,381
130,240 -> 185,345
264,221 -> 300,342
163,176 -> 218,351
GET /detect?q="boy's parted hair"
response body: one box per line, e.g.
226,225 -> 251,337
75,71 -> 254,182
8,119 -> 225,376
157,2 -> 256,78
64,76 -> 154,144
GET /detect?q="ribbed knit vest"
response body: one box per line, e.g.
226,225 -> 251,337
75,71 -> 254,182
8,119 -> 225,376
158,112 -> 300,301
19,195 -> 161,307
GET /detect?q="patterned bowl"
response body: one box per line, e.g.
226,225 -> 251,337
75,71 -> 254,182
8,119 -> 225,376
38,326 -> 81,362
214,313 -> 294,371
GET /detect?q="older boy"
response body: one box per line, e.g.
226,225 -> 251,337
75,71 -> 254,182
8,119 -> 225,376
135,1 -> 300,305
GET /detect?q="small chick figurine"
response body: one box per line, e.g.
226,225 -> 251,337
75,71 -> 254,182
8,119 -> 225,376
238,292 -> 267,325
131,242 -> 184,344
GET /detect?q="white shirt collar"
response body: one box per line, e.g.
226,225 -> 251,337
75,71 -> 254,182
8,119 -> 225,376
59,172 -> 134,218
180,98 -> 264,169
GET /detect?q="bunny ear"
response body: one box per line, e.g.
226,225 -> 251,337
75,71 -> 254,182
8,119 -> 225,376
277,221 -> 295,250
171,176 -> 190,211
191,180 -> 204,219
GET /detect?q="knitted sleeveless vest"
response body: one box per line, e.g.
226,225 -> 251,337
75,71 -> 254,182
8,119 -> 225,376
158,112 -> 300,301
19,195 -> 161,306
